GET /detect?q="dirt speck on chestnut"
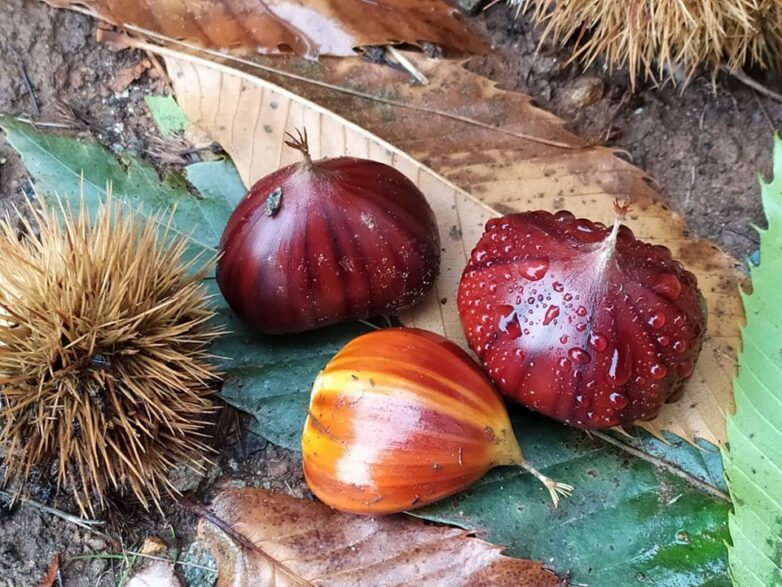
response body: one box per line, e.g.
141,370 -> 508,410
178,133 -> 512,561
457,209 -> 706,429
217,131 -> 441,334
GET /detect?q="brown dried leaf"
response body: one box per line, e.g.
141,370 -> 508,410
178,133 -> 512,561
46,0 -> 485,57
197,487 -> 563,586
133,38 -> 738,446
110,58 -> 151,93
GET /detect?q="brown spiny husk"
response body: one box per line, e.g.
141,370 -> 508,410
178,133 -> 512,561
0,195 -> 220,516
516,0 -> 782,86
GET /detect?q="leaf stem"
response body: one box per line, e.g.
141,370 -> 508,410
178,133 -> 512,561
589,430 -> 731,502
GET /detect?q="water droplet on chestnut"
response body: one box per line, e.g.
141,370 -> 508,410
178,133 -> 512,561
648,309 -> 667,329
498,305 -> 522,339
589,333 -> 608,352
677,359 -> 695,378
609,392 -> 629,409
653,273 -> 682,300
518,258 -> 549,281
543,305 -> 561,325
650,364 -> 667,380
568,347 -> 591,365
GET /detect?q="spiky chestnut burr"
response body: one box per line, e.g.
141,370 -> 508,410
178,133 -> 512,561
513,0 -> 782,86
0,196 -> 220,515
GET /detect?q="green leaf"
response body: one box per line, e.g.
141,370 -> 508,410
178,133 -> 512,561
145,95 -> 190,136
0,116 -> 231,263
723,137 -> 782,586
413,410 -> 730,586
186,160 -> 246,209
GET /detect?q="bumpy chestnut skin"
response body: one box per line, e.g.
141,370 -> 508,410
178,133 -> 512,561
458,211 -> 706,429
302,328 -> 525,515
218,156 -> 440,334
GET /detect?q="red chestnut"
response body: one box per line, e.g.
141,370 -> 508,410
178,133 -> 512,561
457,206 -> 706,429
218,131 -> 441,334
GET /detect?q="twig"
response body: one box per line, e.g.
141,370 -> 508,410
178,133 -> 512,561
143,50 -> 174,93
69,551 -> 215,572
725,66 -> 782,103
385,45 -> 429,85
13,117 -> 76,129
589,431 -> 731,502
12,48 -> 40,117
0,490 -> 106,534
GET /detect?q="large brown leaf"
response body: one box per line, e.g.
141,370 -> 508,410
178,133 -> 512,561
135,39 -> 739,447
45,0 -> 485,57
197,488 -> 563,586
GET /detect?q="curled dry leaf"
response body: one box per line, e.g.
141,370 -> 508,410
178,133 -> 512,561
148,40 -> 740,447
197,488 -> 563,586
46,0 -> 485,58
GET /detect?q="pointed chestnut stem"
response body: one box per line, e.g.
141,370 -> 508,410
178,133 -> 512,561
284,128 -> 313,168
594,198 -> 633,275
518,461 -> 574,508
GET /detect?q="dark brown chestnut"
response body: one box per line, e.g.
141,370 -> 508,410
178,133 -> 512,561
217,130 -> 441,334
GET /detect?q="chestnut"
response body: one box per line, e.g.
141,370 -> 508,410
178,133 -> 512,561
458,205 -> 707,429
217,130 -> 441,334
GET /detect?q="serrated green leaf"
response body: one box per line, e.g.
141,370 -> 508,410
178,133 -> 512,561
723,137 -> 782,587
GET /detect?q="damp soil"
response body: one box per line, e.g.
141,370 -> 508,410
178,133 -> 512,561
0,1 -> 778,585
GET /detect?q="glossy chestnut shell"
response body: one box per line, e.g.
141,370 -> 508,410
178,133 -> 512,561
217,134 -> 440,334
458,210 -> 707,429
302,328 -> 527,515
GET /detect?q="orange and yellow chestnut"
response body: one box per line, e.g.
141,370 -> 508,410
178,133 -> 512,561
302,328 -> 572,515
